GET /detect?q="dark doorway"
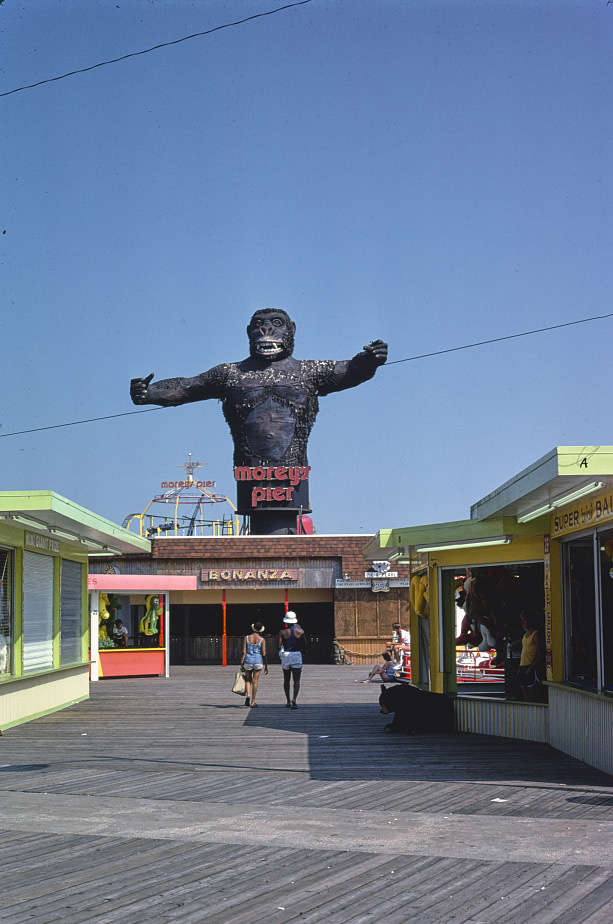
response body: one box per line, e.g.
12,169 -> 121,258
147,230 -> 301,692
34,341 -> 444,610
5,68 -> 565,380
170,601 -> 335,664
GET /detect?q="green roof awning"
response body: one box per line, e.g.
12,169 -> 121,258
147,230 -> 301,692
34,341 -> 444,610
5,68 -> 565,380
0,491 -> 151,556
471,446 -> 613,520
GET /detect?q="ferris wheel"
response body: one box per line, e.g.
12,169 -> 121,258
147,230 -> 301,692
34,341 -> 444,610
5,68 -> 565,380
123,454 -> 242,537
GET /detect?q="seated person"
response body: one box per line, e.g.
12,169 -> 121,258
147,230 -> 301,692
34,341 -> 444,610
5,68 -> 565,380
361,651 -> 398,683
387,622 -> 410,663
113,619 -> 129,647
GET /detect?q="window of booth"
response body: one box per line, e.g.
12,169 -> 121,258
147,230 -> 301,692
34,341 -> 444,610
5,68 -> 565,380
564,526 -> 613,692
0,547 -> 14,675
60,559 -> 83,664
23,550 -> 54,672
99,593 -> 131,648
601,531 -> 613,692
449,561 -> 545,697
97,594 -> 163,649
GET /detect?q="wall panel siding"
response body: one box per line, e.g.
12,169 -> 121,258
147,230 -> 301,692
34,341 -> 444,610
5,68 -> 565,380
455,696 -> 549,743
547,684 -> 613,776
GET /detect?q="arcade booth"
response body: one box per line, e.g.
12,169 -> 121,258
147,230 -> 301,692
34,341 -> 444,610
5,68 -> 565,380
366,447 -> 613,776
88,573 -> 197,679
0,491 -> 150,730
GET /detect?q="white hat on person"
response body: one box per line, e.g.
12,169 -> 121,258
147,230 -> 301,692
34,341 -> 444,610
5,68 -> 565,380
283,611 -> 298,625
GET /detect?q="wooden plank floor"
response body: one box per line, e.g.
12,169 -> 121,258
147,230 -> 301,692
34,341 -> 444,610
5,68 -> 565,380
1,665 -> 612,923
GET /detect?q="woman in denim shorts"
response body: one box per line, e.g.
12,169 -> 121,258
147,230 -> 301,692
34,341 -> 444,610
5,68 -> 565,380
241,622 -> 268,707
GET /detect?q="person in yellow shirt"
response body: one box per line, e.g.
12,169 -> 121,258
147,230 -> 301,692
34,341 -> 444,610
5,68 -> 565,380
517,610 -> 544,702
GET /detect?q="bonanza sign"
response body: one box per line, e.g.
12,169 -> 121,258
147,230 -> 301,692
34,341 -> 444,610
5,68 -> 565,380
201,568 -> 299,582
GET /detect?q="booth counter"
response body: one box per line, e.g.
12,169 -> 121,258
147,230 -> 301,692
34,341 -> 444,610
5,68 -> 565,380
97,646 -> 166,678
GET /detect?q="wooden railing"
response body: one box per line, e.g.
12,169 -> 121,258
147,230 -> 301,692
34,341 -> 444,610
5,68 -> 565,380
335,636 -> 391,664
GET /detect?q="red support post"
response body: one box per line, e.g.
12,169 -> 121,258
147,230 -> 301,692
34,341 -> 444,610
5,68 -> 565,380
222,589 -> 227,666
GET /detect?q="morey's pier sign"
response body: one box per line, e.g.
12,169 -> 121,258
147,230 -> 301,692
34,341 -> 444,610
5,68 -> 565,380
131,308 -> 387,534
234,464 -> 310,510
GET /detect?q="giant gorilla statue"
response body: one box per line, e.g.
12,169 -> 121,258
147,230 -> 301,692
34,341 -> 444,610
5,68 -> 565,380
131,308 -> 388,469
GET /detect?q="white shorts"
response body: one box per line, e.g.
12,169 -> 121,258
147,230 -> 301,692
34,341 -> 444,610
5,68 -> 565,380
243,662 -> 263,672
281,650 -> 303,670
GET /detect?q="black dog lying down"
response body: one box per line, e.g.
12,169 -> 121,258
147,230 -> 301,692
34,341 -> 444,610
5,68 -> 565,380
379,682 -> 455,733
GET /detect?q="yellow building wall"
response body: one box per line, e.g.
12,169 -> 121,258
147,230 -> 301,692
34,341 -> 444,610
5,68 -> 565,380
1,666 -> 90,730
427,563 -> 443,692
548,538 -> 564,682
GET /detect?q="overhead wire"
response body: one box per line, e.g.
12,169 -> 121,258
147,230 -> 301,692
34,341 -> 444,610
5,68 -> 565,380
0,407 -> 165,439
0,312 -> 610,440
0,0 -> 314,99
384,312 -> 613,365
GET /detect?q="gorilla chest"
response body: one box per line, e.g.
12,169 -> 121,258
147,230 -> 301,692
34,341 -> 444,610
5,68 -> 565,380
224,385 -> 317,462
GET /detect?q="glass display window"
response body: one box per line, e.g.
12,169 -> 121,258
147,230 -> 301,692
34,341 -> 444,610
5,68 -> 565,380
563,526 -> 613,693
446,561 -> 544,697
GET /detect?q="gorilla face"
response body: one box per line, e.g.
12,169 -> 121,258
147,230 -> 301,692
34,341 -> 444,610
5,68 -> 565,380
247,310 -> 295,361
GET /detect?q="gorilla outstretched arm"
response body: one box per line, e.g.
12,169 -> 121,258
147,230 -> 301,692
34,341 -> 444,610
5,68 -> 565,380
130,368 -> 224,407
323,340 -> 388,394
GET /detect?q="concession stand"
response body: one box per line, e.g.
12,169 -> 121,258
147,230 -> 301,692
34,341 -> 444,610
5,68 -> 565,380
0,491 -> 150,730
367,447 -> 613,776
88,573 -> 198,679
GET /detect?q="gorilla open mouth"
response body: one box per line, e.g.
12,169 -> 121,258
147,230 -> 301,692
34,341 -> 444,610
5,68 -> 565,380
253,340 -> 284,356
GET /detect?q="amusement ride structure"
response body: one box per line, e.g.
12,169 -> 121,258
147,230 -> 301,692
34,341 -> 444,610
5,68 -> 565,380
123,454 -> 241,538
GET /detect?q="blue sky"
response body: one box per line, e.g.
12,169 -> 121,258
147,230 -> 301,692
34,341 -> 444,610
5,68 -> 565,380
2,0 -> 612,535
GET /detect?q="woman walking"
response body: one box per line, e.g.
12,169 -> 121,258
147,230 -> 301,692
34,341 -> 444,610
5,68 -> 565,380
241,622 -> 268,707
278,611 -> 306,708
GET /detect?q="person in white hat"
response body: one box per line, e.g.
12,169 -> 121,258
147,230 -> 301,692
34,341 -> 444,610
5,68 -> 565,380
278,611 -> 306,708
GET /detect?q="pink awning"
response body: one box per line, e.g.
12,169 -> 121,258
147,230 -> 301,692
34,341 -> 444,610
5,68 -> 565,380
88,574 -> 197,591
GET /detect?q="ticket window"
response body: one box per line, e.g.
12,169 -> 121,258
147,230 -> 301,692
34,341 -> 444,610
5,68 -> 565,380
447,562 -> 544,694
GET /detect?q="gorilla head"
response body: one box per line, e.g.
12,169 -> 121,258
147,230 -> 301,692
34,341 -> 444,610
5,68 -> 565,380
247,309 -> 296,362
